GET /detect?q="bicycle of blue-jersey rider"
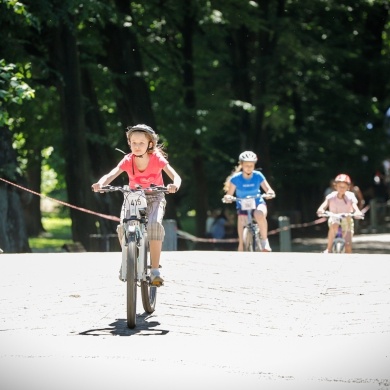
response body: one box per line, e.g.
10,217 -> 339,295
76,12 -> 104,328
99,184 -> 168,329
223,193 -> 274,252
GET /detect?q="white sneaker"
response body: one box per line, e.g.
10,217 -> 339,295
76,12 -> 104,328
261,239 -> 272,252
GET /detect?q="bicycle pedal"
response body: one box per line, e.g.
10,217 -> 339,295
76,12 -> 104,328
150,277 -> 164,287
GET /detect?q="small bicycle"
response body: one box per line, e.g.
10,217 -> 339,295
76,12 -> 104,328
222,193 -> 275,252
318,211 -> 364,254
99,184 -> 168,329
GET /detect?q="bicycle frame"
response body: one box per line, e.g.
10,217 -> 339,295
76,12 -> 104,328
223,193 -> 274,252
333,225 -> 346,254
243,212 -> 261,252
319,211 -> 364,254
121,188 -> 148,282
99,184 -> 168,328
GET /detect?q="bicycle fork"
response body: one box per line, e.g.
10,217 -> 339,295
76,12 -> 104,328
332,226 -> 345,253
120,223 -> 139,281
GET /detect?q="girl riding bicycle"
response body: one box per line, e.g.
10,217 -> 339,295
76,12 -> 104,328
223,151 -> 276,252
317,173 -> 363,254
91,124 -> 182,286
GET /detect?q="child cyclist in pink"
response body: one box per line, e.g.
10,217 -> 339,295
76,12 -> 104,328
223,151 -> 276,252
92,124 -> 182,286
317,173 -> 363,253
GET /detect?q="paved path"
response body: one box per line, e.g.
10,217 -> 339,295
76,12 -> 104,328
0,251 -> 389,390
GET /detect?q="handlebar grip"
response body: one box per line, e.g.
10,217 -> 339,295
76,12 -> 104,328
263,194 -> 275,199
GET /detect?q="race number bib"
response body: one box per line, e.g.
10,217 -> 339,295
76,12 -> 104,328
241,198 -> 256,210
123,191 -> 147,218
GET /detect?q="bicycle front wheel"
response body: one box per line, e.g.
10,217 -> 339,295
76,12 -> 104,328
243,227 -> 254,252
333,238 -> 345,254
253,232 -> 262,252
141,238 -> 157,313
126,239 -> 137,329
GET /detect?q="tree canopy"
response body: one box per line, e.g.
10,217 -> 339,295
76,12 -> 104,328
1,0 -> 389,251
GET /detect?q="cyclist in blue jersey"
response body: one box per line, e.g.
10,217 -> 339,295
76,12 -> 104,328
223,151 -> 276,252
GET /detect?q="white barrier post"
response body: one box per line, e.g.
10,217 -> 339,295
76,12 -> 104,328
278,216 -> 291,252
162,219 -> 177,251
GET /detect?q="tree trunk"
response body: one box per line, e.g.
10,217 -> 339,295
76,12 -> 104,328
103,0 -> 156,128
227,26 -> 253,151
0,127 -> 31,253
253,0 -> 284,175
181,0 -> 208,237
82,68 -> 122,235
50,17 -> 98,250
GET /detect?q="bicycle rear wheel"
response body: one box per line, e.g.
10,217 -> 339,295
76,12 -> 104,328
243,227 -> 254,252
126,239 -> 137,329
141,238 -> 157,313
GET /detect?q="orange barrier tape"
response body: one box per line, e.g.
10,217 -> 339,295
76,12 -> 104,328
178,205 -> 371,243
1,177 -> 371,243
0,177 -> 120,222
177,217 -> 327,243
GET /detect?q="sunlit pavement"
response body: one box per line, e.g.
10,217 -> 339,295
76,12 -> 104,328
0,250 -> 389,390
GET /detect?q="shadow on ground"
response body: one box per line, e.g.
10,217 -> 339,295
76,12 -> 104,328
79,314 -> 170,336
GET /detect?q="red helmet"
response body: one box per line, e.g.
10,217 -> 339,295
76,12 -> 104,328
334,174 -> 351,184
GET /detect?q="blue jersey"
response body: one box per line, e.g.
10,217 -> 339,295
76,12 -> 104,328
230,170 -> 266,209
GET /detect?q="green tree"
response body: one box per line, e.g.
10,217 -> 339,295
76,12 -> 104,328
0,59 -> 35,252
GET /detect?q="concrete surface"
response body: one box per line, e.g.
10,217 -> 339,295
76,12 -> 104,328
0,250 -> 389,390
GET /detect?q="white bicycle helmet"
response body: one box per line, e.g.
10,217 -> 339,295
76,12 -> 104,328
239,151 -> 258,162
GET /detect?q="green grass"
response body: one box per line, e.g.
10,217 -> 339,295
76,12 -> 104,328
29,217 -> 73,251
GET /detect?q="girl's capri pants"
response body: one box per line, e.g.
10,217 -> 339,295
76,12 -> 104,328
328,216 -> 354,235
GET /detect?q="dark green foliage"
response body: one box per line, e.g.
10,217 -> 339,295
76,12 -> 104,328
1,0 -> 389,244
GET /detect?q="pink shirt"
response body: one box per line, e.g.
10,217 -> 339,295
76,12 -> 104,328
326,191 -> 358,213
118,152 -> 168,189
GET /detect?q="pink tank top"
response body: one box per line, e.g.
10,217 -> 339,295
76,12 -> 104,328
326,191 -> 358,213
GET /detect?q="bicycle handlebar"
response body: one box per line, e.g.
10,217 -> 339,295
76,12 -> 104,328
98,184 -> 170,194
318,211 -> 364,220
221,193 -> 275,203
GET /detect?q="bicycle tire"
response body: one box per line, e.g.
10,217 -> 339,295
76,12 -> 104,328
334,242 -> 343,254
141,238 -> 157,313
126,239 -> 137,329
243,227 -> 254,252
253,233 -> 262,252
333,238 -> 345,254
